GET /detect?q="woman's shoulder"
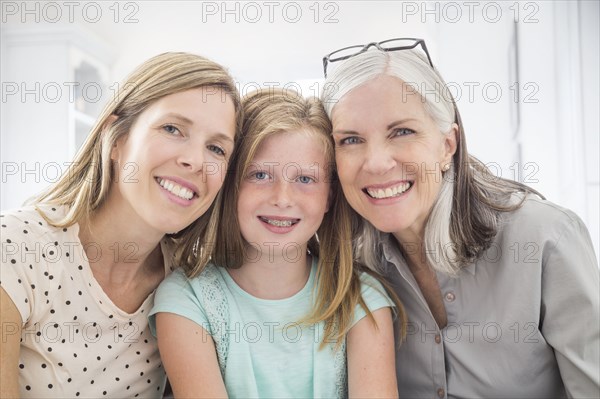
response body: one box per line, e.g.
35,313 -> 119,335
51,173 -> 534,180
1,205 -> 78,270
1,204 -> 72,239
507,194 -> 583,225
513,194 -> 580,220
499,194 -> 588,243
1,205 -> 76,323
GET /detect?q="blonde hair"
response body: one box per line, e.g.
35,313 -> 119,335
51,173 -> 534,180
207,88 -> 405,349
33,52 -> 242,272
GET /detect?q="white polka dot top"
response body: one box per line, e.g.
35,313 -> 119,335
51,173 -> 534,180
1,205 -> 173,398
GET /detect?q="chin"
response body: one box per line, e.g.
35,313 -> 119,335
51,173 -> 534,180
371,223 -> 402,234
154,221 -> 187,236
366,215 -> 410,235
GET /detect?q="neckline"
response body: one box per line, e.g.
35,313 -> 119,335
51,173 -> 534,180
219,256 -> 317,304
37,204 -> 172,318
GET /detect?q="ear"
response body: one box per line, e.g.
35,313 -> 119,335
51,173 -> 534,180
442,122 -> 458,164
103,114 -> 118,131
102,115 -> 120,161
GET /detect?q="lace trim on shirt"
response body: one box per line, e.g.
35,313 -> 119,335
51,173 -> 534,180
199,267 -> 230,377
333,338 -> 347,398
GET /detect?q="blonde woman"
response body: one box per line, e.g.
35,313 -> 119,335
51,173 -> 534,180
150,89 -> 404,398
0,52 -> 242,398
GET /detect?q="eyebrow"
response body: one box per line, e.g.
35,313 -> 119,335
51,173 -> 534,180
387,118 -> 419,130
332,118 -> 419,136
161,113 -> 234,143
212,132 -> 234,144
161,113 -> 194,125
249,160 -> 325,171
331,129 -> 359,136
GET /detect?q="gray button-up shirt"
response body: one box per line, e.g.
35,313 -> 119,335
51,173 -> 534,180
381,196 -> 599,398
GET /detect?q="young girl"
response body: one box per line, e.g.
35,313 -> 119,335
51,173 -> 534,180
150,89 -> 402,398
1,52 -> 241,398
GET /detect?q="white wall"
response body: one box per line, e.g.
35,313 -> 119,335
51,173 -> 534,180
580,0 -> 600,266
1,0 -> 598,258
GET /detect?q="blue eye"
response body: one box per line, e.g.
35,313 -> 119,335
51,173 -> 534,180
392,128 -> 415,137
339,136 -> 361,146
208,144 -> 225,156
162,124 -> 181,135
297,175 -> 315,184
252,171 -> 269,181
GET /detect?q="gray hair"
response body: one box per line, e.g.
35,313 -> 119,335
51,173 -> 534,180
322,48 -> 538,275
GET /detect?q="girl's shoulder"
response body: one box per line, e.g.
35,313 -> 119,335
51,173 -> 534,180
349,270 -> 395,328
356,271 -> 394,306
357,270 -> 385,291
158,263 -> 228,299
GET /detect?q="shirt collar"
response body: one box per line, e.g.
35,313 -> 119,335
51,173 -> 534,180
380,233 -> 477,276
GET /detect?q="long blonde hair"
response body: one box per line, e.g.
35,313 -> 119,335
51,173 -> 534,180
206,88 -> 405,349
33,52 -> 242,272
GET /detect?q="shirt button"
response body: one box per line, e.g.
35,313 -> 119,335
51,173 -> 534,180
437,388 -> 445,398
445,291 -> 456,302
435,334 -> 441,344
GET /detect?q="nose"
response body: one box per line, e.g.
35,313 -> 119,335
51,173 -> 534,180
177,145 -> 205,173
362,143 -> 396,175
271,180 -> 293,208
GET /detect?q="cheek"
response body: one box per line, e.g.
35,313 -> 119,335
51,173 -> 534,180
427,136 -> 448,160
316,187 -> 331,213
206,161 -> 228,187
236,187 -> 255,217
219,163 -> 230,185
334,153 -> 357,184
416,166 -> 444,204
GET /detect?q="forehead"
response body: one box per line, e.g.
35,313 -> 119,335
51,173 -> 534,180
252,129 -> 330,165
331,75 -> 428,128
150,87 -> 232,110
142,87 -> 235,127
143,87 -> 235,123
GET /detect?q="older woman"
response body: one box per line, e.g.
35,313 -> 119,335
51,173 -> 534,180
321,38 -> 599,398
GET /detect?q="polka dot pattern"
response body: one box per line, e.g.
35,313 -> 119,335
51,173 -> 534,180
1,206 -> 170,398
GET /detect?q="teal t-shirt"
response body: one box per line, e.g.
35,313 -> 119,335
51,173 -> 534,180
149,257 -> 394,398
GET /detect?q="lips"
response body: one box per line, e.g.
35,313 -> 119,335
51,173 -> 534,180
156,177 -> 198,201
363,181 -> 413,199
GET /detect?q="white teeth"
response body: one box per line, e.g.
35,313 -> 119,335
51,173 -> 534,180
261,217 -> 294,227
366,182 -> 411,199
158,178 -> 195,200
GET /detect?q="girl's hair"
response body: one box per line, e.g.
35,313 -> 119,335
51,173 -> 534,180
322,48 -> 543,275
210,88 -> 404,348
33,52 -> 243,272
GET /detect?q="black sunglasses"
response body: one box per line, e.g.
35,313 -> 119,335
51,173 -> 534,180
322,37 -> 434,78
